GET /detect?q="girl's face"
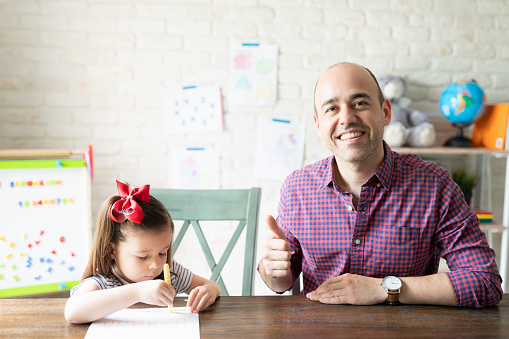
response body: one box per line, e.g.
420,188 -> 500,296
110,227 -> 172,283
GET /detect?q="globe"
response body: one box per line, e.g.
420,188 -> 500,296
439,80 -> 486,147
439,81 -> 486,126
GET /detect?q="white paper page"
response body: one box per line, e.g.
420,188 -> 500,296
85,307 -> 199,339
172,147 -> 220,189
255,117 -> 305,180
230,43 -> 278,106
163,85 -> 223,135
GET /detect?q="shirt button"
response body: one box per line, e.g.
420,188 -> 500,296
376,183 -> 381,188
348,205 -> 353,211
355,239 -> 361,245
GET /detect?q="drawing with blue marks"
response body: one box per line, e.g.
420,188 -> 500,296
163,86 -> 223,135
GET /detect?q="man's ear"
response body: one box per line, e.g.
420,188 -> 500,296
383,98 -> 392,126
313,114 -> 320,132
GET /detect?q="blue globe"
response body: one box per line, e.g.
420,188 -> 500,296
439,81 -> 486,126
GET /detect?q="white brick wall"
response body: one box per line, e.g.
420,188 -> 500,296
1,0 -> 508,296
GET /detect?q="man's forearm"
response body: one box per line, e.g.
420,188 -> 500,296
399,273 -> 457,306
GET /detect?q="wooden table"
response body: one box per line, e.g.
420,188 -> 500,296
1,295 -> 509,338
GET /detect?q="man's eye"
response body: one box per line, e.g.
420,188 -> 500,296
325,106 -> 337,113
354,101 -> 367,107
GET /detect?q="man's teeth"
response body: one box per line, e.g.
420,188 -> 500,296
340,131 -> 363,140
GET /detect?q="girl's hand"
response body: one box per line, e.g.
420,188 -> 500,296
186,284 -> 219,313
136,280 -> 175,306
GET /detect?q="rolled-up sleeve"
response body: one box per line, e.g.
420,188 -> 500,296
437,176 -> 502,307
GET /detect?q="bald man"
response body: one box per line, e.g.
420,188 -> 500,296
258,62 -> 502,307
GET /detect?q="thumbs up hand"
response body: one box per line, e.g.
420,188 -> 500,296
267,214 -> 288,241
262,215 -> 291,279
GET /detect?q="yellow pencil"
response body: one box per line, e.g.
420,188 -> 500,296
163,263 -> 173,312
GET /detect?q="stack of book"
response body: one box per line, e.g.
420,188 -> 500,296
475,210 -> 493,224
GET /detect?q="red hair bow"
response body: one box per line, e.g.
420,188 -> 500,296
110,180 -> 150,224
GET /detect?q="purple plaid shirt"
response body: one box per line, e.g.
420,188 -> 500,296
278,143 -> 502,307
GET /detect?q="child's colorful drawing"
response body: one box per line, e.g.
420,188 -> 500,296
173,148 -> 220,189
255,118 -> 305,180
163,85 -> 223,134
230,43 -> 278,106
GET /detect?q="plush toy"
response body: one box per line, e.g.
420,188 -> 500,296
377,74 -> 436,148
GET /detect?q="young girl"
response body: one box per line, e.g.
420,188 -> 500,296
65,180 -> 221,324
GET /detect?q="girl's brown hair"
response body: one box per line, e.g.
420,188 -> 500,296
81,194 -> 174,280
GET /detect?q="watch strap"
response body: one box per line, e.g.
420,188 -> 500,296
386,290 -> 400,305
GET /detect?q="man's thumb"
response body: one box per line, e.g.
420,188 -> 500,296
266,215 -> 287,241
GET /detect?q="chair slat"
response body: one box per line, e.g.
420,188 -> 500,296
152,187 -> 261,296
173,220 -> 191,252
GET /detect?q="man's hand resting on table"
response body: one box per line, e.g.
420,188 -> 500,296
306,273 -> 386,305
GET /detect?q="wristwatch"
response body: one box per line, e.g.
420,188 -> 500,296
381,276 -> 402,305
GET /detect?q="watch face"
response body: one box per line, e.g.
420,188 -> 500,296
383,276 -> 402,290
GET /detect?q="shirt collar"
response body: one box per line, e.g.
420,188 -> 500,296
318,156 -> 337,191
319,142 -> 394,191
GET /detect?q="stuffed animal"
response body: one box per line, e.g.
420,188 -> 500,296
377,74 -> 436,148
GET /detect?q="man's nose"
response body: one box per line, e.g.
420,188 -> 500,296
337,105 -> 357,125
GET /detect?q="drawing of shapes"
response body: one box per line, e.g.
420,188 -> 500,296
256,59 -> 273,75
236,75 -> 252,89
256,79 -> 274,100
234,54 -> 253,69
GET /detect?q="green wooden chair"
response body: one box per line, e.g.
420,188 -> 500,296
151,188 -> 261,296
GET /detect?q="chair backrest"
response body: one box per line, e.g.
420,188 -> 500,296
151,187 -> 261,296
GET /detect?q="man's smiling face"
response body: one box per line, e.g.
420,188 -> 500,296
313,63 -> 391,166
